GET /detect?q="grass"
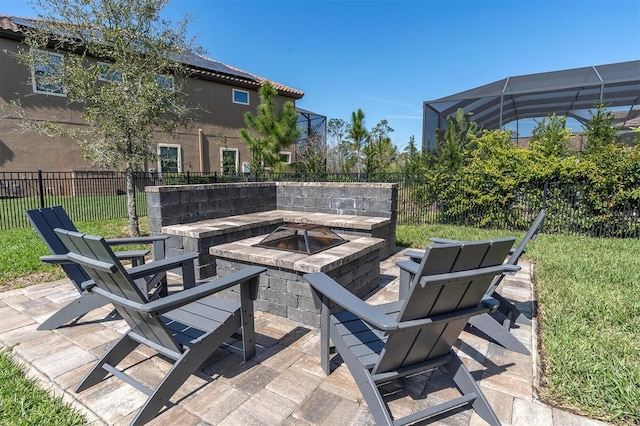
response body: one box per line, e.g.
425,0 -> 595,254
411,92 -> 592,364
0,217 -> 150,288
397,224 -> 640,425
0,220 -> 638,424
0,350 -> 85,425
1,193 -> 149,229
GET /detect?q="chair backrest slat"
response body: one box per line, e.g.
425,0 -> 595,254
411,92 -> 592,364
373,238 -> 515,374
25,207 -> 89,290
509,209 -> 545,267
484,210 -> 545,296
55,229 -> 182,354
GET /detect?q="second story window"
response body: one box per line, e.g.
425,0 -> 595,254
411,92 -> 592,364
98,62 -> 123,82
156,74 -> 175,92
232,89 -> 249,105
32,50 -> 65,96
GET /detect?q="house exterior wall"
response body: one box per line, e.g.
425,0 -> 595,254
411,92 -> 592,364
0,36 -> 300,172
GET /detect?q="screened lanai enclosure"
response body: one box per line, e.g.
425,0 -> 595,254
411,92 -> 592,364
422,60 -> 640,151
296,107 -> 326,148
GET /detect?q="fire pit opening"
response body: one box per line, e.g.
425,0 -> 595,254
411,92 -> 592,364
254,223 -> 347,254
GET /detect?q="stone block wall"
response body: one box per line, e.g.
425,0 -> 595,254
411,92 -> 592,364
146,182 -> 277,232
276,182 -> 397,219
214,249 -> 380,327
276,182 -> 397,258
146,181 -> 398,278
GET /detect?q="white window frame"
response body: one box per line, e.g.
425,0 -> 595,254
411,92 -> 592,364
157,144 -> 182,173
31,49 -> 66,96
232,88 -> 249,105
220,147 -> 239,174
279,151 -> 292,164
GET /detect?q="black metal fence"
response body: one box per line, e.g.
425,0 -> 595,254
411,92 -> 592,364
2,170 -> 639,238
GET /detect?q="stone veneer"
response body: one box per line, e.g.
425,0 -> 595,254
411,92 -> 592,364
146,182 -> 397,280
211,234 -> 385,327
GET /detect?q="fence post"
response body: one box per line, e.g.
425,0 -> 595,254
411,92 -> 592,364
186,171 -> 191,185
38,170 -> 45,208
541,180 -> 549,233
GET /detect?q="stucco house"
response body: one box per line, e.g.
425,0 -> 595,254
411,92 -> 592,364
0,14 -> 305,174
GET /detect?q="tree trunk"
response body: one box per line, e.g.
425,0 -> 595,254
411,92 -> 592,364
125,165 -> 140,237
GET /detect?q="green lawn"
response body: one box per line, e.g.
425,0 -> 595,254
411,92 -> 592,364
0,220 -> 638,425
0,350 -> 85,425
0,217 -> 150,288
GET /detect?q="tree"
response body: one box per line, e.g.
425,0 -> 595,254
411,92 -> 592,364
399,135 -> 429,175
346,108 -> 368,173
363,119 -> 398,173
583,102 -> 617,155
7,0 -> 201,236
294,133 -> 326,175
363,135 -> 398,174
240,81 -> 299,173
326,118 -> 348,172
434,108 -> 479,172
529,113 -> 572,158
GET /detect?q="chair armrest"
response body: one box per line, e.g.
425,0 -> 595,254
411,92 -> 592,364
104,235 -> 170,246
404,249 -> 425,262
114,250 -> 149,260
396,259 -> 419,275
304,272 -> 398,331
126,254 -> 197,280
40,254 -> 71,264
85,266 -> 266,314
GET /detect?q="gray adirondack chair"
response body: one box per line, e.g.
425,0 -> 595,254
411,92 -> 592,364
304,239 -> 519,426
399,210 -> 545,354
55,228 -> 266,426
26,206 -> 194,330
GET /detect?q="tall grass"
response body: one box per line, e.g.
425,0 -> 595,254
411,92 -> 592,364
397,224 -> 640,425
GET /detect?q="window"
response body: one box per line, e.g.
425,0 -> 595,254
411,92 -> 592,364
279,152 -> 292,164
158,144 -> 182,173
97,62 -> 122,82
156,74 -> 175,92
32,50 -> 65,96
220,148 -> 239,175
232,89 -> 249,105
99,62 -> 173,92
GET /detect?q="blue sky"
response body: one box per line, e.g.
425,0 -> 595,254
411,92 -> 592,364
3,0 -> 639,149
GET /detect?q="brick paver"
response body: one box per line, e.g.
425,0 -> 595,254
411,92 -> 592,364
1,247 -> 609,425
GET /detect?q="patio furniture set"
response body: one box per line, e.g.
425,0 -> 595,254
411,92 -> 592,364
24,182 -> 543,426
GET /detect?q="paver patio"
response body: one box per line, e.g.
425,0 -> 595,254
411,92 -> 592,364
0,247 -> 609,425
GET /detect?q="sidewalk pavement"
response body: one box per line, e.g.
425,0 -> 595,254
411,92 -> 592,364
0,247 -> 609,425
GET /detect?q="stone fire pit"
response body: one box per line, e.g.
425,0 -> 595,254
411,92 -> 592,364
211,234 -> 385,326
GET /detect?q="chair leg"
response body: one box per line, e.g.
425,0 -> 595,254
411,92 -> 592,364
76,334 -> 140,392
320,304 -> 331,374
130,319 -> 240,426
467,313 -> 530,355
491,292 -> 532,326
329,324 -> 394,425
37,292 -> 110,330
448,351 -> 501,426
